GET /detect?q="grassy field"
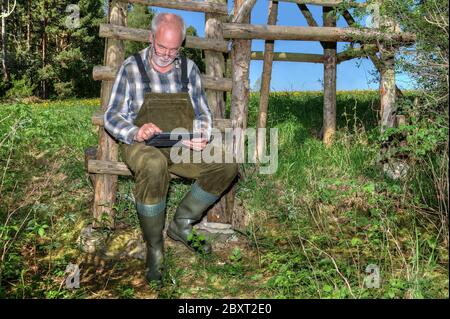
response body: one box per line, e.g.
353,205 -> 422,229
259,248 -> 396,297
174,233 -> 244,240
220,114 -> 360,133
0,92 -> 448,299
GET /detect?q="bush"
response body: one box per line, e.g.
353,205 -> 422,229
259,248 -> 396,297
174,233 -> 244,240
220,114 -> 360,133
54,81 -> 75,99
5,76 -> 36,99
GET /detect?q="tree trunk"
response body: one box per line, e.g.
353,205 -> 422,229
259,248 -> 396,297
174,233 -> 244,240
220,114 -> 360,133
378,1 -> 397,132
27,0 -> 31,51
41,7 -> 48,99
322,6 -> 337,145
1,0 -> 10,82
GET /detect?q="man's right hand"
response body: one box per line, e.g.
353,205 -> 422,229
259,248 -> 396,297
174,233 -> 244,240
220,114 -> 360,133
134,123 -> 162,142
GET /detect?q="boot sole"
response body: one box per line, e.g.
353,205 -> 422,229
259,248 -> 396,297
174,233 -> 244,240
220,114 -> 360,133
167,227 -> 196,253
167,227 -> 211,255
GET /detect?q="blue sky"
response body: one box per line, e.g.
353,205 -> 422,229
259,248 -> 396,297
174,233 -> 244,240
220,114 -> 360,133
152,1 -> 413,91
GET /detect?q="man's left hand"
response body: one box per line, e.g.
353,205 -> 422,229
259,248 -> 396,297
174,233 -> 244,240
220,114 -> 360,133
182,129 -> 208,151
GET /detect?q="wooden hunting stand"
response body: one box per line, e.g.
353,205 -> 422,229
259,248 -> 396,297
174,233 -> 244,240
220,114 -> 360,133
86,0 -> 415,229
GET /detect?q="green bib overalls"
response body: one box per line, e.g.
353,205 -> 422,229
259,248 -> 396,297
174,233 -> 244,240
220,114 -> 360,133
118,53 -> 238,284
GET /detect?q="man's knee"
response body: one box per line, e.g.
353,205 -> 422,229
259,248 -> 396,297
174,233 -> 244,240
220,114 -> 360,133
135,153 -> 168,180
220,162 -> 239,181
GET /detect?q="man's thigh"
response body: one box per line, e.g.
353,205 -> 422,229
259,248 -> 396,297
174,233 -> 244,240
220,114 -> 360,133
167,144 -> 234,179
121,142 -> 170,174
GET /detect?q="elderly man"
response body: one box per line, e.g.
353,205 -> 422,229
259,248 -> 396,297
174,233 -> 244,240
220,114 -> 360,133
104,13 -> 238,286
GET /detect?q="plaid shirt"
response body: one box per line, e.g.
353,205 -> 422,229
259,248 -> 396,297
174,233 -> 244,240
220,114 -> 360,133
104,46 -> 213,145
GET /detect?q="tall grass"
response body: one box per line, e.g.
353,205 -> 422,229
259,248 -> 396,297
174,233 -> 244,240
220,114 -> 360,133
0,93 -> 447,298
237,91 -> 448,298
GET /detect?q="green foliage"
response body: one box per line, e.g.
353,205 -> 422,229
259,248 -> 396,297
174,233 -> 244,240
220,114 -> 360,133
6,76 -> 37,98
2,0 -> 105,99
180,26 -> 205,73
125,4 -> 155,57
0,88 -> 448,298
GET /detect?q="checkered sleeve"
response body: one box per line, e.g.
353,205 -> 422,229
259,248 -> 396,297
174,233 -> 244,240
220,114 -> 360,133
188,62 -> 213,141
104,63 -> 140,145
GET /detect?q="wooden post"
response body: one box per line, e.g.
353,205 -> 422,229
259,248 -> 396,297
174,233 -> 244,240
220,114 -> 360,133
204,0 -> 232,223
232,0 -> 257,23
256,0 -> 278,160
205,0 -> 226,119
230,0 -> 252,163
322,6 -> 337,145
93,0 -> 126,229
225,0 -> 252,230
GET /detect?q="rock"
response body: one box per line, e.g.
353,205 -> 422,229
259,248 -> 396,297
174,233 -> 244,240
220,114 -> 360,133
78,224 -> 146,261
195,221 -> 235,234
78,224 -> 107,254
383,160 -> 410,180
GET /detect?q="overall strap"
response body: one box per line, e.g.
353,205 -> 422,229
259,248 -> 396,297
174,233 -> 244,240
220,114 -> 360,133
180,55 -> 189,93
133,53 -> 151,92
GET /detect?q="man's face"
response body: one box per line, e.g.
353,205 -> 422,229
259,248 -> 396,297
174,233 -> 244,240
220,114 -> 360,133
150,24 -> 183,67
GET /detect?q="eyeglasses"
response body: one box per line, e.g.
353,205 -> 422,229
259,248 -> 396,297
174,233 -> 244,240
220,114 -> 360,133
152,42 -> 180,58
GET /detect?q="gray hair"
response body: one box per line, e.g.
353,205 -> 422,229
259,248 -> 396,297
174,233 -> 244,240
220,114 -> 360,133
151,13 -> 186,41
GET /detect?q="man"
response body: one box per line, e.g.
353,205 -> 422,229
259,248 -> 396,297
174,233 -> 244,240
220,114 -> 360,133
104,13 -> 238,286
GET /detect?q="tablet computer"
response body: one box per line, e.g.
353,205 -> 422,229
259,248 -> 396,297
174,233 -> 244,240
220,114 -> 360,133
145,132 -> 198,147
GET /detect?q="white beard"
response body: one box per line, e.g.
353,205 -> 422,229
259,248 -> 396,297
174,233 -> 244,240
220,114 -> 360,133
151,45 -> 176,67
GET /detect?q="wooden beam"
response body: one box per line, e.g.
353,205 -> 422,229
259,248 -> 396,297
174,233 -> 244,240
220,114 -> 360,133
201,75 -> 233,92
251,51 -> 324,63
93,0 -> 126,229
231,0 -> 257,23
342,9 -> 357,27
85,147 -> 97,186
88,159 -> 181,180
92,65 -> 233,91
204,0 -> 232,224
222,23 -> 416,43
295,3 -> 326,48
257,0 -> 278,161
296,3 -> 319,27
279,0 -> 365,7
99,24 -> 230,53
122,0 -> 228,14
89,159 -> 132,176
322,6 -> 337,145
205,0 -> 227,117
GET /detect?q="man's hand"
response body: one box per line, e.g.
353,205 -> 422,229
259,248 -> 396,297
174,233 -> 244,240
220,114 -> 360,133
182,128 -> 208,151
134,123 -> 162,142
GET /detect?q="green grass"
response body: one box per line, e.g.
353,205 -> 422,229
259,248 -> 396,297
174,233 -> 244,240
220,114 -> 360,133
0,93 -> 447,299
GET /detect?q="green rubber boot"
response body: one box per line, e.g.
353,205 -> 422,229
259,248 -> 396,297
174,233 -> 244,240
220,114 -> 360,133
167,182 -> 219,255
136,200 -> 166,287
